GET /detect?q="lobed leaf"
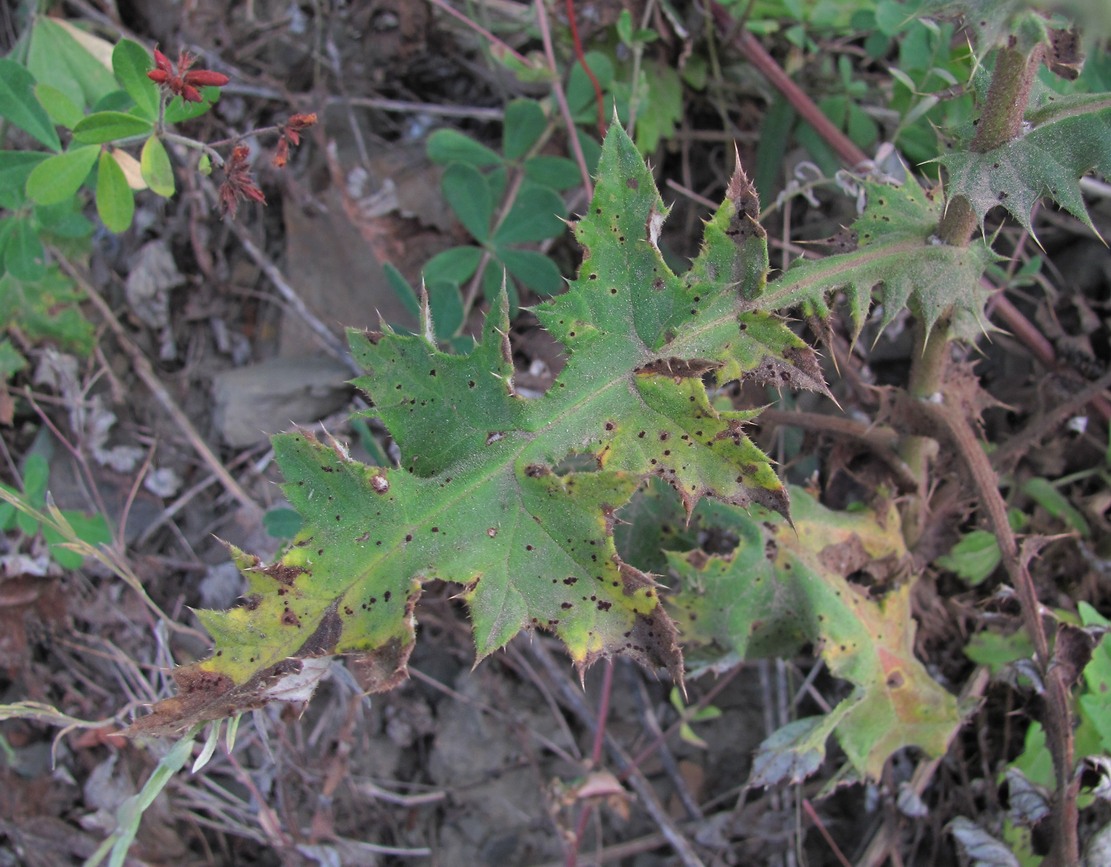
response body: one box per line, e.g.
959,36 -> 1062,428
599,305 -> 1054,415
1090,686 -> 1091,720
938,101 -> 1111,239
130,124 -> 830,735
760,176 -> 996,342
668,490 -> 961,781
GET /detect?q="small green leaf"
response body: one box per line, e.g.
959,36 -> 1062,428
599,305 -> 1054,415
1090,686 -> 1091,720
428,281 -> 464,341
4,218 -> 47,282
497,248 -> 564,295
1022,477 -> 1090,537
426,128 -> 502,168
263,507 -> 303,539
383,263 -> 422,320
17,453 -> 48,534
423,246 -> 483,286
0,152 -> 48,196
875,0 -> 912,35
691,705 -> 722,723
72,111 -> 153,144
566,51 -> 615,120
163,88 -> 221,124
112,39 -> 159,119
140,135 -> 175,197
964,629 -> 1035,674
96,150 -> 135,233
25,145 -> 99,205
0,58 -> 62,151
634,64 -> 682,154
0,270 -> 95,356
0,339 -> 26,379
35,201 -> 93,239
616,9 -> 635,45
92,90 -> 135,113
750,717 -> 831,786
0,482 -> 17,531
523,155 -> 582,191
678,722 -> 708,749
935,529 -> 1000,585
34,83 -> 83,130
442,163 -> 492,242
27,18 -> 117,110
503,99 -> 547,161
493,185 -> 566,245
44,510 -> 111,569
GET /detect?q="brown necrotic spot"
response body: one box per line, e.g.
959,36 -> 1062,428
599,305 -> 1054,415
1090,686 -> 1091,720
281,608 -> 302,628
264,563 -> 305,586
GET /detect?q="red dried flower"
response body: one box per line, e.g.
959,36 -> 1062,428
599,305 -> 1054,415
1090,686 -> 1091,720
284,113 -> 317,146
272,112 -> 318,168
147,48 -> 230,103
219,145 -> 266,219
272,136 -> 290,168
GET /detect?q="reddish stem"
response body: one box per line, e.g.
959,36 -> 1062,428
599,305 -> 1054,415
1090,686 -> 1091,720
566,0 -> 607,138
708,2 -> 868,168
565,659 -> 616,867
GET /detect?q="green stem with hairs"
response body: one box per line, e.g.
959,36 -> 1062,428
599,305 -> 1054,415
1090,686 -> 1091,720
901,44 -> 1046,497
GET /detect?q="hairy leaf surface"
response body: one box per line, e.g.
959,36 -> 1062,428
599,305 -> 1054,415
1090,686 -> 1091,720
938,93 -> 1111,237
667,490 -> 960,781
759,177 -> 996,341
132,125 -> 828,735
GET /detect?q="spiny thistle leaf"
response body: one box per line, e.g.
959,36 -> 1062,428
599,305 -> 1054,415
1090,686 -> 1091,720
130,124 -> 828,736
667,491 -> 960,781
938,91 -> 1111,239
909,1 -> 1061,56
757,177 -> 996,342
